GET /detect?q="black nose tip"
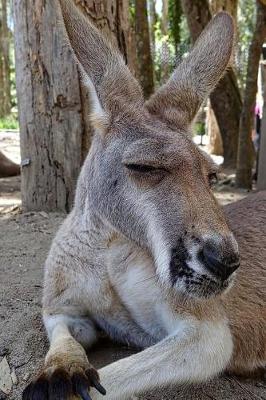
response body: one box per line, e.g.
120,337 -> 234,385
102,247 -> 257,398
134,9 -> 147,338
201,242 -> 240,281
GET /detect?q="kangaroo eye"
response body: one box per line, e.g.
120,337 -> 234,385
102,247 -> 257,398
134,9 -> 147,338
125,164 -> 158,173
208,172 -> 218,187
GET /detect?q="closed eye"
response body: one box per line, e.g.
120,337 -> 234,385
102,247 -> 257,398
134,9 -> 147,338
125,163 -> 164,173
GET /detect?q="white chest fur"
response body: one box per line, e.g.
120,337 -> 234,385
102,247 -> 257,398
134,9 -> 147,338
106,238 -> 195,341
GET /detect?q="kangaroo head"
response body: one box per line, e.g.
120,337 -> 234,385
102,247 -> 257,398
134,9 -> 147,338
59,1 -> 239,299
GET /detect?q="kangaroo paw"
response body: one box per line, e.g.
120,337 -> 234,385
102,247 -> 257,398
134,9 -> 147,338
22,365 -> 106,400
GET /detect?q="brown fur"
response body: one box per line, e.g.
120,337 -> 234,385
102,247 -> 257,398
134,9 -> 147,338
224,192 -> 266,373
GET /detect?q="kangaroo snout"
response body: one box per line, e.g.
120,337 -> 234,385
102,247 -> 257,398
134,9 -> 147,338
200,237 -> 240,281
169,232 -> 239,298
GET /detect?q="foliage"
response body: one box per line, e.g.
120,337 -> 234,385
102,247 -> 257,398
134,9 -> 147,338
237,0 -> 256,92
195,121 -> 205,136
151,1 -> 190,86
129,0 -> 136,26
146,0 -> 255,91
9,28 -> 17,109
152,22 -> 173,84
174,14 -> 191,63
0,0 -> 17,117
168,0 -> 182,53
0,114 -> 19,129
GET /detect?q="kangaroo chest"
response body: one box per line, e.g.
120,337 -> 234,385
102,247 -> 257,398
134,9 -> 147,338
106,240 -> 192,343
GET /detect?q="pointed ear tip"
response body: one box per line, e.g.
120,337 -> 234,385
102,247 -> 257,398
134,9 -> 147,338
210,11 -> 235,47
213,11 -> 234,30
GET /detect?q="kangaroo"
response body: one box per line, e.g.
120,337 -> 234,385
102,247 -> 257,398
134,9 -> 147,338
23,1 -> 266,399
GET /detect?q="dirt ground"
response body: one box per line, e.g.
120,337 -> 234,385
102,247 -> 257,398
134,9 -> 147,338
0,132 -> 265,399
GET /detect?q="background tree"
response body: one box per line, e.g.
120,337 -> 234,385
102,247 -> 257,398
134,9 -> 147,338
13,0 -> 134,212
160,0 -> 170,82
135,0 -> 154,97
148,0 -> 157,57
209,0 -> 238,19
207,102 -> 224,156
237,0 -> 256,92
236,0 -> 266,188
0,0 -> 11,117
207,0 -> 238,158
168,0 -> 183,58
257,59 -> 266,190
181,0 -> 242,169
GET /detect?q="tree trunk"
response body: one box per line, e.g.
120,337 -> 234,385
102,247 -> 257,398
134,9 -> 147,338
209,0 -> 237,19
161,0 -> 170,83
13,0 -> 132,212
181,0 -> 242,169
236,1 -> 266,188
204,1 -> 225,159
135,0 -> 154,97
210,71 -> 242,169
148,0 -> 157,57
207,103 -> 223,156
168,0 -> 182,57
257,60 -> 266,190
0,0 -> 11,117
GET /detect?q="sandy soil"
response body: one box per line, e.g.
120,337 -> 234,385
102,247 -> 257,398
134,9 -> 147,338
0,132 -> 265,399
1,209 -> 266,400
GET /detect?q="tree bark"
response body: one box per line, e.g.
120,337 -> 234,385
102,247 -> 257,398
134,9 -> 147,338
148,0 -> 157,56
0,0 -> 11,117
13,0 -> 132,212
160,0 -> 170,83
168,0 -> 182,57
210,70 -> 242,169
257,60 -> 266,190
209,0 -> 237,19
236,1 -> 266,188
207,102 -> 223,156
181,0 -> 242,169
135,0 -> 154,97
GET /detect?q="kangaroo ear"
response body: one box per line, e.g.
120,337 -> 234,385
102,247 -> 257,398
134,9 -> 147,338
146,12 -> 234,129
57,0 -> 143,133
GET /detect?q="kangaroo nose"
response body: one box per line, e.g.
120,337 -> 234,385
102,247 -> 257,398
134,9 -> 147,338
201,240 -> 240,281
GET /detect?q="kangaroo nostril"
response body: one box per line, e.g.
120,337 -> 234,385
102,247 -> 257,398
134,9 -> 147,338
200,242 -> 240,281
226,261 -> 240,275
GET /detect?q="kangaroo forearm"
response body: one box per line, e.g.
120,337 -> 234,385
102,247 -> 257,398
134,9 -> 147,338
92,321 -> 233,400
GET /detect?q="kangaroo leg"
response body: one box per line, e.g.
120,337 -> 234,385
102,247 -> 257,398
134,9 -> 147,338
89,319 -> 233,400
22,314 -> 106,400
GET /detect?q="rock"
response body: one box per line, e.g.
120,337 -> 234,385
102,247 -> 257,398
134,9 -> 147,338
0,357 -> 13,395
